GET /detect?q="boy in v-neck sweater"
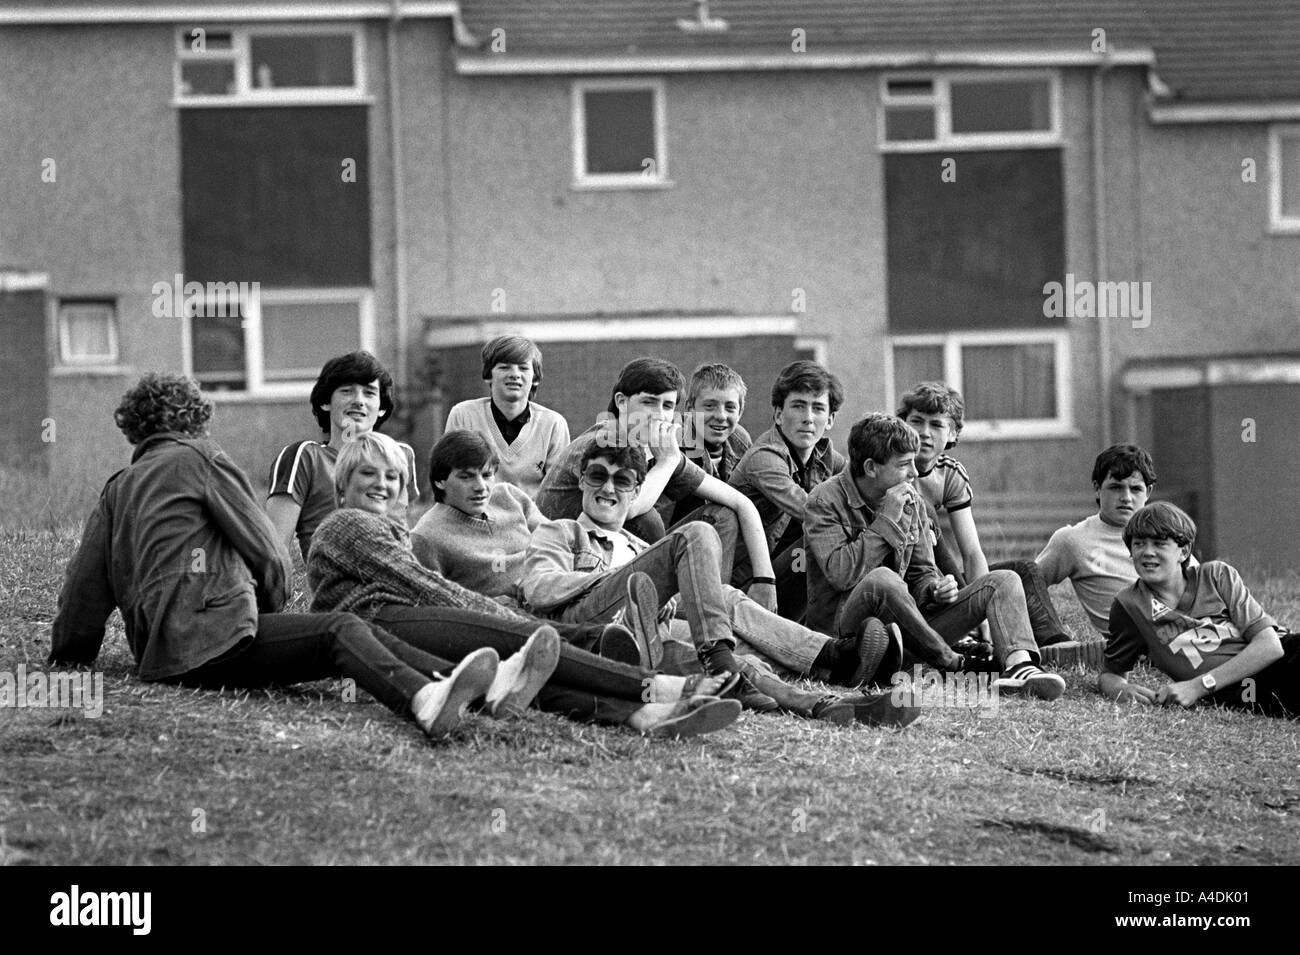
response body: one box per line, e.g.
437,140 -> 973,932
444,336 -> 570,499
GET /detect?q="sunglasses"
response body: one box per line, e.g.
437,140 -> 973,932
580,464 -> 639,493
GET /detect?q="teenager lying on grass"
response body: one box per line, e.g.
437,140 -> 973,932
519,441 -> 922,728
1098,502 -> 1297,718
307,430 -> 741,738
48,373 -> 553,741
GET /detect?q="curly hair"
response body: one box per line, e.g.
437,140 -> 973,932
114,373 -> 213,445
848,413 -> 920,475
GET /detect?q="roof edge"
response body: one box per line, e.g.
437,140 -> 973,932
455,46 -> 1156,75
0,2 -> 458,24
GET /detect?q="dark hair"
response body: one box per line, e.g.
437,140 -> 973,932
607,357 -> 686,416
309,351 -> 395,434
1123,501 -> 1197,560
1092,443 -> 1157,490
580,441 -> 648,484
848,413 -> 920,474
687,362 -> 747,410
429,430 -> 499,502
896,381 -> 965,441
771,360 -> 844,414
481,335 -> 542,397
115,373 -> 213,445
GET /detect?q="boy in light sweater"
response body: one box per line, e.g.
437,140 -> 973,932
411,429 -> 543,605
444,336 -> 570,499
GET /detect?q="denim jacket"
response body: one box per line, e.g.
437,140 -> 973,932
728,426 -> 846,553
50,433 -> 291,680
520,517 -> 651,613
804,470 -> 939,634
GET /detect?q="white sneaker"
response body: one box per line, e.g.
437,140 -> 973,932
993,662 -> 1066,701
413,647 -> 498,737
485,626 -> 561,718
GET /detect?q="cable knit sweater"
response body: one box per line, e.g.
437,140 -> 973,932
410,483 -> 544,602
306,507 -> 530,624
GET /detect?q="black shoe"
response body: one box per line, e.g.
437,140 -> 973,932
595,623 -> 642,666
836,691 -> 923,728
842,617 -> 892,687
810,696 -> 855,725
622,571 -> 659,668
726,673 -> 780,713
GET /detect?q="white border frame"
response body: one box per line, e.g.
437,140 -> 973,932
182,287 -> 374,399
885,328 -> 1073,440
56,299 -> 120,366
878,70 -> 1062,152
174,24 -> 370,106
1268,125 -> 1300,233
571,78 -> 672,190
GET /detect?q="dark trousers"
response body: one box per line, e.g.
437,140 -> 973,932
988,559 -> 1071,645
1216,631 -> 1300,719
173,611 -> 438,717
371,605 -> 650,725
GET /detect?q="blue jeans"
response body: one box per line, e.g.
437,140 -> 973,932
556,521 -> 735,652
989,559 -> 1071,645
835,567 -> 1038,668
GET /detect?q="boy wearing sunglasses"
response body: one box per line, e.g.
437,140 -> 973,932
520,443 -> 923,726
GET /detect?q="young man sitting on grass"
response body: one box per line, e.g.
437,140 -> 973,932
804,413 -> 1066,700
444,335 -> 570,499
535,357 -> 779,609
668,362 -> 753,526
266,351 -> 418,562
49,373 -> 536,742
521,442 -> 920,726
727,360 -> 846,621
1098,502 -> 1296,718
897,381 -> 1073,651
1037,444 -> 1164,635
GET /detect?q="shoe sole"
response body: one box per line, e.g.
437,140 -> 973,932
624,572 -> 659,668
644,699 -> 742,739
849,617 -> 889,687
424,647 -> 498,737
596,624 -> 642,666
993,672 -> 1067,701
488,625 -> 562,718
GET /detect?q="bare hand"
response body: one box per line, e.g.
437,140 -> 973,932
930,575 -> 959,605
878,482 -> 914,524
747,581 -> 779,614
1155,679 -> 1203,708
1117,685 -> 1155,705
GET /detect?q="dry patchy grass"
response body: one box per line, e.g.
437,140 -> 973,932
2,526 -> 1298,866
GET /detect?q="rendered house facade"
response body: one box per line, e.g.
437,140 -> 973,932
1,0 -> 1296,567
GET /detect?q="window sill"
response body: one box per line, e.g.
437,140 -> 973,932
204,387 -> 312,403
173,93 -> 375,108
1266,220 -> 1300,235
571,177 -> 675,192
51,364 -> 131,377
961,424 -> 1081,442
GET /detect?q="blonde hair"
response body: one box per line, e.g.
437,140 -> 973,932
334,430 -> 408,504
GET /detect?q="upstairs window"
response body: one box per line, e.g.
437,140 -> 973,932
57,299 -> 119,365
881,73 -> 1058,149
572,79 -> 669,188
1269,125 -> 1300,232
176,26 -> 365,104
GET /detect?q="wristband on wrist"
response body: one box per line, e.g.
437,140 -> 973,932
751,576 -> 777,585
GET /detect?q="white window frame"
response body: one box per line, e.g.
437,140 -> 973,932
174,24 -> 369,106
572,78 -> 671,189
879,71 -> 1062,152
182,287 -> 374,399
885,328 -> 1074,439
55,298 -> 120,366
1268,124 -> 1300,233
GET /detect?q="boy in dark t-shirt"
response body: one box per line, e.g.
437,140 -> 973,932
1100,502 -> 1296,717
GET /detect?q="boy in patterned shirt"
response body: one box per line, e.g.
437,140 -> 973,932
897,381 -> 1072,648
1099,502 -> 1296,717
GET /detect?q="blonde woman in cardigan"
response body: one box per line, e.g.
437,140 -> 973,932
308,431 -> 741,738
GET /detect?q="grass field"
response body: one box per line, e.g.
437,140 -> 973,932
2,483 -> 1298,866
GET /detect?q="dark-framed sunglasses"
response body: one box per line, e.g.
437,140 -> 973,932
580,464 -> 639,493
